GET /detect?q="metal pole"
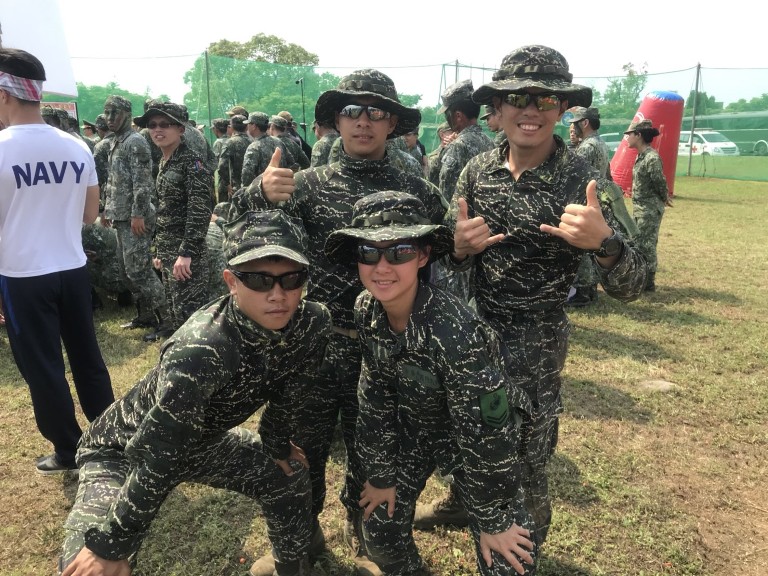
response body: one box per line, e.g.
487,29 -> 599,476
204,50 -> 213,146
686,63 -> 701,177
298,78 -> 307,141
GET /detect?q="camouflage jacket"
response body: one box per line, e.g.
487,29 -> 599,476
310,132 -> 339,167
277,133 -> 310,170
77,296 -> 331,560
212,136 -> 228,159
631,147 -> 669,210
182,123 -> 217,173
233,148 -> 447,329
217,132 -> 251,191
355,282 -> 532,534
93,132 -> 115,206
240,134 -> 295,189
103,129 -> 154,221
438,124 -> 495,203
154,143 -> 213,259
575,132 -> 610,178
445,136 -> 647,320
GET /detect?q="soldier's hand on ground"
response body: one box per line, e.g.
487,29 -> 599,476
61,546 -> 131,576
274,441 -> 309,476
453,197 -> 506,260
173,256 -> 192,281
359,481 -> 396,521
130,217 -> 146,237
479,525 -> 534,575
261,148 -> 296,203
540,180 -> 612,250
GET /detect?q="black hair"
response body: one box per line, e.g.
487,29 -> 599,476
638,129 -> 659,144
587,118 -> 601,130
447,99 -> 481,121
0,48 -> 46,81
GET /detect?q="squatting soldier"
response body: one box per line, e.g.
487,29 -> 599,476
269,115 -> 310,170
324,191 -> 535,576
133,102 -> 213,342
625,118 -> 670,292
82,218 -> 133,306
102,94 -> 170,338
235,68 -> 447,576
309,118 -> 339,167
241,112 -> 295,188
218,114 -> 251,199
565,106 -> 638,307
58,210 -> 332,576
417,45 -> 648,558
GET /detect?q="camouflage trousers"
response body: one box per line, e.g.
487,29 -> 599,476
156,247 -> 211,330
60,427 -> 312,572
633,203 -> 664,285
484,308 -> 569,549
362,449 -> 536,575
114,221 -> 166,320
293,331 -> 365,521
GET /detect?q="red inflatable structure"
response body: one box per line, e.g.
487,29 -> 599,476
610,91 -> 684,197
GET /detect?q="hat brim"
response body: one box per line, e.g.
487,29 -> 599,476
472,79 -> 592,109
325,224 -> 454,266
134,108 -> 185,129
314,90 -> 422,139
228,244 -> 309,267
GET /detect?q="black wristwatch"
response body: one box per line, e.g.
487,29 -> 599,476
593,230 -> 623,258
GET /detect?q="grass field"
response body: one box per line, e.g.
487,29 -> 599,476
0,177 -> 766,576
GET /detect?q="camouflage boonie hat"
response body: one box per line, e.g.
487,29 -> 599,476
568,106 -> 600,123
224,210 -> 309,267
230,114 -> 247,130
40,105 -> 57,118
105,95 -> 132,112
314,69 -> 421,139
479,104 -> 495,121
269,115 -> 288,129
245,112 -> 269,127
277,110 -> 294,124
212,117 -> 229,131
55,109 -> 71,125
438,79 -> 474,114
473,45 -> 592,108
94,114 -> 108,131
324,191 -> 454,265
133,101 -> 186,128
226,105 -> 248,117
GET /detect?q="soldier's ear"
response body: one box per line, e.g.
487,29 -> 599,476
223,269 -> 237,294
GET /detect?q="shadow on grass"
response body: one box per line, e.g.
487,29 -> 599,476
563,378 -> 653,424
538,554 -> 594,576
549,452 -> 599,509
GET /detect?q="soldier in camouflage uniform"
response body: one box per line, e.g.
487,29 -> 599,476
218,114 -> 252,199
416,46 -> 648,553
625,119 -> 669,292
269,115 -> 310,171
92,114 -> 113,210
59,210 -> 331,576
565,106 -> 639,306
241,112 -> 296,188
426,122 -> 456,188
102,95 -> 169,336
402,129 -> 427,176
310,119 -> 339,167
481,104 -> 507,147
211,118 -> 229,159
327,136 -> 423,178
233,69 -> 446,576
206,202 -> 232,300
134,102 -> 213,342
82,218 -> 132,305
325,191 -> 535,576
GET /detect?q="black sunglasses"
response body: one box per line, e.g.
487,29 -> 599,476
356,243 -> 419,265
229,268 -> 308,292
339,104 -> 392,121
503,93 -> 563,111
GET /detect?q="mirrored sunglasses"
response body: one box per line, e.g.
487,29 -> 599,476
356,243 -> 419,265
229,268 -> 308,292
339,104 -> 392,121
148,120 -> 181,130
503,93 -> 562,111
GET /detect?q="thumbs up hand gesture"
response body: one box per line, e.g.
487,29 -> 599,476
453,197 -> 506,260
262,147 -> 297,203
539,179 -> 612,250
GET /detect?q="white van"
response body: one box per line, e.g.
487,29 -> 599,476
678,130 -> 740,156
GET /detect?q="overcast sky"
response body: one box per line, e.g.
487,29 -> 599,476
7,0 -> 767,108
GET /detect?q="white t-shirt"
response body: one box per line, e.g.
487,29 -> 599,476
0,123 -> 98,277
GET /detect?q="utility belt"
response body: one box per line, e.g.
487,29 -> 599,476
331,325 -> 359,340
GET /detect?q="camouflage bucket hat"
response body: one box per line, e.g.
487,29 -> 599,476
277,110 -> 294,123
324,191 -> 454,266
479,104 -> 495,120
438,79 -> 474,114
473,45 -> 592,108
224,210 -> 309,267
567,106 -> 600,123
244,112 -> 269,127
314,69 -> 421,139
269,115 -> 288,129
133,101 -> 186,128
226,105 -> 248,117
624,118 -> 659,136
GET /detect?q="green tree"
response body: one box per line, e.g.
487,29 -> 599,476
596,62 -> 648,118
724,93 -> 768,113
208,34 -> 319,65
684,90 -> 724,114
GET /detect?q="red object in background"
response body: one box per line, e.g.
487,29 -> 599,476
610,91 -> 684,197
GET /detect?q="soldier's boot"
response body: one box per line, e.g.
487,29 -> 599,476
273,556 -> 312,576
249,524 -> 326,576
120,301 -> 157,329
143,307 -> 175,342
343,510 -> 383,576
413,485 -> 468,530
644,274 -> 656,292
